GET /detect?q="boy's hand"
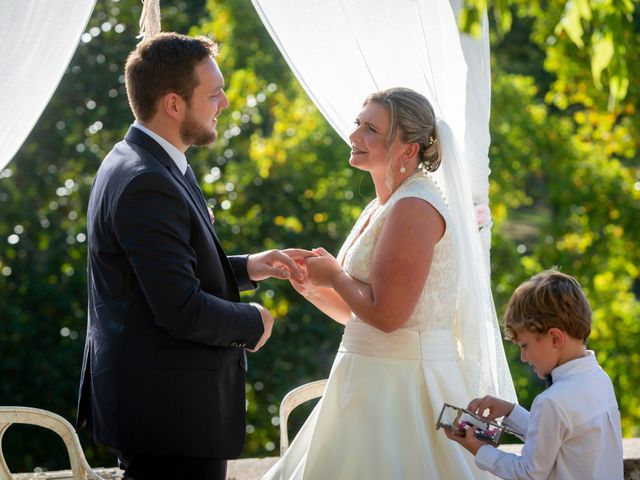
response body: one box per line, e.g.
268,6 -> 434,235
467,395 -> 515,421
443,426 -> 485,455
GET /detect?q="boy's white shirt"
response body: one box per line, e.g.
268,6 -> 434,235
475,351 -> 623,480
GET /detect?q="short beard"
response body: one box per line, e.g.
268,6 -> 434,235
180,109 -> 217,147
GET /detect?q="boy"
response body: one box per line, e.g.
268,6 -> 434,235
445,269 -> 623,479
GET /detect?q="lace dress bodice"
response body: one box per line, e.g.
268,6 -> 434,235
337,172 -> 458,331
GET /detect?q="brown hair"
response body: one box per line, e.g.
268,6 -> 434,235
125,32 -> 219,121
363,87 -> 441,172
503,269 -> 592,343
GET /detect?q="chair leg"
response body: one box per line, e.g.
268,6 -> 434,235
0,422 -> 14,478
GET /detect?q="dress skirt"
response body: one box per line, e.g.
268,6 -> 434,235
263,319 -> 497,479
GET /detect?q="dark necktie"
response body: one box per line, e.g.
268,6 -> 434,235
184,164 -> 209,214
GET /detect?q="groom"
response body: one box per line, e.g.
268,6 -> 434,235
77,32 -> 304,480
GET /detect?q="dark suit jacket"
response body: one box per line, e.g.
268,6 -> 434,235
77,126 -> 264,459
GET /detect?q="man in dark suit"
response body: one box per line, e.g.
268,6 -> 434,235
77,32 -> 306,480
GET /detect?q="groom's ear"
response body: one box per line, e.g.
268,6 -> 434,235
161,92 -> 184,120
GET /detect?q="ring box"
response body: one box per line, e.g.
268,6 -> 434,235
435,403 -> 517,447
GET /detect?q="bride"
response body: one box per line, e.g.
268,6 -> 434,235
265,87 -> 515,479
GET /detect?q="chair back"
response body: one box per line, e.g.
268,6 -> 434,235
279,379 -> 327,455
0,406 -> 104,479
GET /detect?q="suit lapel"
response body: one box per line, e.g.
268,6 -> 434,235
171,167 -> 216,236
124,128 -> 214,234
124,127 -> 240,298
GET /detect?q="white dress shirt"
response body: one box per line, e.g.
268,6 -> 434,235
475,351 -> 623,479
132,121 -> 188,174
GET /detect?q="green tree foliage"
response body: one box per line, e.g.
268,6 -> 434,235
469,1 -> 640,434
0,0 -> 637,471
463,0 -> 635,108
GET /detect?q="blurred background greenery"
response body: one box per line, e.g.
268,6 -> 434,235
0,0 -> 638,472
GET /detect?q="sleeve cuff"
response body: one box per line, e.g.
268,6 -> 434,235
229,254 -> 259,292
244,304 -> 264,350
503,404 -> 529,435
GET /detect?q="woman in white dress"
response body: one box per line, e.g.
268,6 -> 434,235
265,88 -> 513,479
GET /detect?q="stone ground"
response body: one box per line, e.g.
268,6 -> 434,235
10,439 -> 640,479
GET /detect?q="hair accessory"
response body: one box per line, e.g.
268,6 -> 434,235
400,166 -> 406,173
428,136 -> 437,146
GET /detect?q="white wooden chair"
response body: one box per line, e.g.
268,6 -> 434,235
278,379 -> 327,455
0,406 -> 104,479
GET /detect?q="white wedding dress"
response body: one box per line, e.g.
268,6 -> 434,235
263,172 -> 496,479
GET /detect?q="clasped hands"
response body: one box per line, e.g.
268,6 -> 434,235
247,247 -> 342,287
245,247 -> 342,352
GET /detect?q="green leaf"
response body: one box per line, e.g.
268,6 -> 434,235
591,31 -> 614,89
556,1 -> 585,48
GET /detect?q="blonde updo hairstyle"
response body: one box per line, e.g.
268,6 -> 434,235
363,87 -> 441,173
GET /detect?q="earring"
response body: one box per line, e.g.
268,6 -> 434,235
400,166 -> 406,173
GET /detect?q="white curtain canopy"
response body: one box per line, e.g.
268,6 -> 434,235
0,0 -> 96,173
253,0 -> 467,144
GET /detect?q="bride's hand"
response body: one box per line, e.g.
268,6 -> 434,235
306,247 -> 342,288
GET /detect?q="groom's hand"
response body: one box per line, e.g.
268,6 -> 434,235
247,302 -> 274,352
247,248 -> 313,282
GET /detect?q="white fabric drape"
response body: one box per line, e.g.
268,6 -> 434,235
252,0 -> 516,402
0,0 -> 96,173
452,2 -> 494,265
252,0 -> 467,149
